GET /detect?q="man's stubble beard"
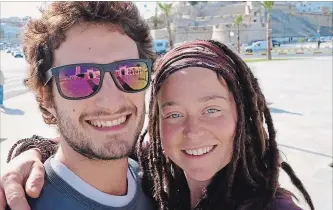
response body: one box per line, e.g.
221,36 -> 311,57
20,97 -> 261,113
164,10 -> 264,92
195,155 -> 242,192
55,104 -> 145,161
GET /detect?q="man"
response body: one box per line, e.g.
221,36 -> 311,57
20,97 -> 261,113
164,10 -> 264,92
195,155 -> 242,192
0,69 -> 4,107
1,2 -> 155,210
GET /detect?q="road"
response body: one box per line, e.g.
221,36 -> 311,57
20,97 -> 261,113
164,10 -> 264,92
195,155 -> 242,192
0,51 -> 332,210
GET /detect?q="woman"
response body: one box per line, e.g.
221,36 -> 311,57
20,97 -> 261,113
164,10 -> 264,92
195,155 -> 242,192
5,40 -> 314,210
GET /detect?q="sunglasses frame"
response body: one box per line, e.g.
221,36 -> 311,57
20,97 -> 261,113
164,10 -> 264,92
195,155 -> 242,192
44,59 -> 152,100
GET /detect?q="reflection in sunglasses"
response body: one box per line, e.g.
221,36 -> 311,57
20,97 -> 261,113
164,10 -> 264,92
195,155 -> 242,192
114,64 -> 148,91
59,66 -> 100,97
115,65 -> 147,79
58,63 -> 149,97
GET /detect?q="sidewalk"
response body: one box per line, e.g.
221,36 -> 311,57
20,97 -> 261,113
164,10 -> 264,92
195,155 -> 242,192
242,47 -> 332,56
0,92 -> 58,172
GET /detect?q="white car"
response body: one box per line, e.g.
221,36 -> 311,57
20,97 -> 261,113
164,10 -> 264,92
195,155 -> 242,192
12,50 -> 24,58
245,40 -> 272,53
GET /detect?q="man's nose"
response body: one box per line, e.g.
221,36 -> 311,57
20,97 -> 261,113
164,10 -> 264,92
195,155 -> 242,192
94,73 -> 126,110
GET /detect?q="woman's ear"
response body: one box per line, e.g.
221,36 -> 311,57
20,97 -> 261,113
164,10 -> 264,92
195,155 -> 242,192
38,86 -> 57,119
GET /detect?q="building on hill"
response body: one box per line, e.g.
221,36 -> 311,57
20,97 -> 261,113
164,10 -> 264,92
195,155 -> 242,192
149,1 -> 332,46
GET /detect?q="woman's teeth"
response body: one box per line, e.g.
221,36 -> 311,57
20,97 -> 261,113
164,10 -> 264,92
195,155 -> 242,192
184,146 -> 214,156
88,116 -> 126,128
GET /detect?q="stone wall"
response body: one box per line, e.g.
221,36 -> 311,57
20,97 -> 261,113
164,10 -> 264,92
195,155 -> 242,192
199,2 -> 247,17
150,1 -> 332,46
150,29 -> 172,41
295,13 -> 333,28
151,26 -> 213,44
211,23 -> 265,45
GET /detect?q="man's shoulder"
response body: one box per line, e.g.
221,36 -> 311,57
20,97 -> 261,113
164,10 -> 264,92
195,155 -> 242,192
28,158 -> 155,210
27,178 -> 86,209
128,158 -> 140,174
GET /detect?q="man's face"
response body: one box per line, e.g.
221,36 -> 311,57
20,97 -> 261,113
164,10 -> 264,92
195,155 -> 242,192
48,24 -> 146,160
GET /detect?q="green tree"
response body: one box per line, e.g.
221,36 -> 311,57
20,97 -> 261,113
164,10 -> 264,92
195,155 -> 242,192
158,2 -> 174,49
263,1 -> 274,60
299,37 -> 305,48
233,15 -> 243,53
151,16 -> 163,30
152,2 -> 162,29
188,1 -> 199,6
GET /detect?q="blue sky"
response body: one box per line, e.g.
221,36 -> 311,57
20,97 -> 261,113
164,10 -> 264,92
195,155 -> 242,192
0,2 -> 157,19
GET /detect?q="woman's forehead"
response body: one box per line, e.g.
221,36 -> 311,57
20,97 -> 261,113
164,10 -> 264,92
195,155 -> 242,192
160,67 -> 228,88
157,67 -> 231,103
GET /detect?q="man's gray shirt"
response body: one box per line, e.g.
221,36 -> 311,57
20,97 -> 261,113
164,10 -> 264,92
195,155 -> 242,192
27,158 -> 154,210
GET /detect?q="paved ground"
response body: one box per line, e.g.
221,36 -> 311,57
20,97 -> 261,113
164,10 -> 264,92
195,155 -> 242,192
0,51 -> 29,100
0,55 -> 332,210
248,57 -> 332,210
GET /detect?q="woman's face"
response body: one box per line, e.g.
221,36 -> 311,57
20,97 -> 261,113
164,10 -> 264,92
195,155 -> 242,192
158,67 -> 238,182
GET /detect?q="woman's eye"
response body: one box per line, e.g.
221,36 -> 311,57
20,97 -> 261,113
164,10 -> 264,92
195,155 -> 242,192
166,113 -> 182,119
206,108 -> 220,114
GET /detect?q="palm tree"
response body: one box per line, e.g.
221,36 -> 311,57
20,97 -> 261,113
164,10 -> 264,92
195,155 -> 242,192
233,15 -> 243,53
263,1 -> 274,60
158,2 -> 174,49
152,16 -> 163,30
152,2 -> 162,29
188,1 -> 199,6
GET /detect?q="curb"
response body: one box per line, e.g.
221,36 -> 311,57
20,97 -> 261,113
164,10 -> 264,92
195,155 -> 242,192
241,50 -> 331,56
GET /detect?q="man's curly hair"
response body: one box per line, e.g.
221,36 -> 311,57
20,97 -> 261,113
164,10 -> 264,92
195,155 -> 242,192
22,1 -> 155,125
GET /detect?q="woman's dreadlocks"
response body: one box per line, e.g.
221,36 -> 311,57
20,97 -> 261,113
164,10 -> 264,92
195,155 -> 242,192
137,40 -> 315,210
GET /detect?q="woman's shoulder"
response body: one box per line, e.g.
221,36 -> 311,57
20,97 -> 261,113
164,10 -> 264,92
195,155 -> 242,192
271,193 -> 302,210
239,191 -> 303,210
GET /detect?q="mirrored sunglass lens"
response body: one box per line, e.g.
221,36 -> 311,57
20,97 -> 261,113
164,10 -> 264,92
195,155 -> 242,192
58,65 -> 101,98
113,61 -> 149,92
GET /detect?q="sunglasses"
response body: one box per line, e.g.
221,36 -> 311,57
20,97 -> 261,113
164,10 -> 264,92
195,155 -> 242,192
44,59 -> 152,100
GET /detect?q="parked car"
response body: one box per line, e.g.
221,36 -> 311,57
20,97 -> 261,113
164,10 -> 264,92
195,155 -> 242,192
308,37 -> 317,42
272,40 -> 280,47
152,39 -> 169,55
320,36 -> 332,42
12,50 -> 24,58
245,40 -> 272,53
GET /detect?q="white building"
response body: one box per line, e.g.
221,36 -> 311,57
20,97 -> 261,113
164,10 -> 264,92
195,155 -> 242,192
295,1 -> 333,14
0,17 -> 29,45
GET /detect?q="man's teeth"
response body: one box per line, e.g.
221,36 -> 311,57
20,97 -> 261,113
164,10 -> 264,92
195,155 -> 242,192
185,146 -> 214,156
89,116 -> 126,128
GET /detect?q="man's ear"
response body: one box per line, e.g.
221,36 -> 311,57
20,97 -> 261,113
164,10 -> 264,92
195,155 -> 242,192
38,86 -> 57,118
